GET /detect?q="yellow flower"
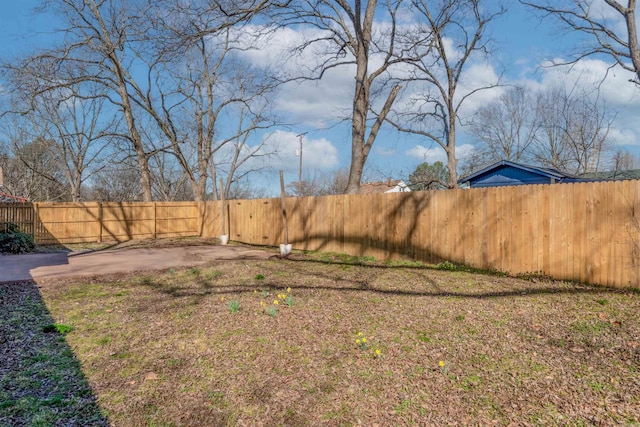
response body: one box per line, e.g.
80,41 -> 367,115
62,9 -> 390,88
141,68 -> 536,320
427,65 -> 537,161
355,339 -> 361,344
278,294 -> 285,299
357,332 -> 363,336
260,301 -> 266,307
273,300 -> 279,305
287,287 -> 291,293
362,338 -> 367,343
375,349 -> 381,356
253,290 -> 257,293
221,297 -> 225,301
439,360 -> 445,367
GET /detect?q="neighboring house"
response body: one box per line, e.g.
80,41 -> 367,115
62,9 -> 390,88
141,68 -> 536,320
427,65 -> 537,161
360,179 -> 411,194
458,160 -> 587,188
0,168 -> 29,202
0,186 -> 28,203
581,169 -> 640,181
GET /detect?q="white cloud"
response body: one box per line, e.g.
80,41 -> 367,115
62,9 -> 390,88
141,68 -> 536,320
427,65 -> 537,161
406,145 -> 443,162
229,25 -> 356,127
456,144 -> 477,160
522,59 -> 640,149
376,147 -> 397,156
406,143 -> 475,164
274,70 -> 354,127
606,127 -> 638,147
264,130 -> 339,171
455,61 -> 504,115
588,0 -> 630,34
533,59 -> 640,107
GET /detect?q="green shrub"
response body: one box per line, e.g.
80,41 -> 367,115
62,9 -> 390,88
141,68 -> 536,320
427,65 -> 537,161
436,261 -> 457,271
0,222 -> 35,254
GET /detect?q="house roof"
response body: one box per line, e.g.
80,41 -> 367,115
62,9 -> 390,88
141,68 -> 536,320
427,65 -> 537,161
360,179 -> 408,194
581,169 -> 640,181
458,160 -> 581,185
0,186 -> 28,203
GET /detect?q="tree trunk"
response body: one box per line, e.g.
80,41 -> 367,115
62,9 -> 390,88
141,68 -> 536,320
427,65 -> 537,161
345,39 -> 370,195
345,149 -> 366,194
447,123 -> 458,189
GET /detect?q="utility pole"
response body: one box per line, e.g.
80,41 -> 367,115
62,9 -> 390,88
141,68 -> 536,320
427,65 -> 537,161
296,132 -> 307,196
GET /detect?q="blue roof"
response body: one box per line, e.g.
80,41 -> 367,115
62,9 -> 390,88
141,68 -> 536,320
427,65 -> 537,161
458,160 -> 580,185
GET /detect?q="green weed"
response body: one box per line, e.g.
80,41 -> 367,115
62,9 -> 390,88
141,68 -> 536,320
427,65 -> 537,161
285,293 -> 294,307
416,331 -> 431,343
205,270 -> 222,280
42,323 -> 74,335
228,300 -> 240,313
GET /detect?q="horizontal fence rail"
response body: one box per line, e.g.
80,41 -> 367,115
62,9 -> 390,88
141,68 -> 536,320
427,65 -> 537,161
0,180 -> 638,289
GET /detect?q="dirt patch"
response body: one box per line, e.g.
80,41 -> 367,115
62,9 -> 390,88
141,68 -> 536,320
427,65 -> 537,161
3,255 -> 640,426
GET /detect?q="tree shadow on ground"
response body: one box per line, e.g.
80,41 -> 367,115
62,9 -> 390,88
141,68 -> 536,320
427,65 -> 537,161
0,281 -> 109,426
134,258 -> 633,302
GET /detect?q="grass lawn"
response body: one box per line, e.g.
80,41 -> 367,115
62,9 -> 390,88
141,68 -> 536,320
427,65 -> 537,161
2,251 -> 639,426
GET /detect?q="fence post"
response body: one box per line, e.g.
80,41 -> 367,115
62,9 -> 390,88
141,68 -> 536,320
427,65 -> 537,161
153,202 -> 157,239
279,170 -> 289,245
32,203 -> 38,244
98,203 -> 103,243
220,178 -> 226,237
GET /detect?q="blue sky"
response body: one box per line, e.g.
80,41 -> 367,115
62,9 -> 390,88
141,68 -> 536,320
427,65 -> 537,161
1,1 -> 639,196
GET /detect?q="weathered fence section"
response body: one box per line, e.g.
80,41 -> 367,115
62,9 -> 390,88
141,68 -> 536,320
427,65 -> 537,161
0,202 -> 36,235
1,180 -> 638,288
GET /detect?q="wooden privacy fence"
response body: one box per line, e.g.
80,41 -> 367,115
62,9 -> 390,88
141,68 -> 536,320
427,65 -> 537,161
0,180 -> 638,288
0,203 -> 35,235
1,202 -> 205,244
225,180 -> 639,289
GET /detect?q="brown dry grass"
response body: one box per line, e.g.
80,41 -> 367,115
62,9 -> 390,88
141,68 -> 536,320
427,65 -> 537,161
4,249 -> 640,426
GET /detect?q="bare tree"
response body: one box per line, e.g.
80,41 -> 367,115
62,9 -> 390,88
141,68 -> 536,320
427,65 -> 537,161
387,0 -> 504,188
610,148 -> 640,171
212,105 -> 281,200
4,0 -> 159,201
4,0 -> 287,202
530,86 -> 576,171
563,93 -> 613,174
132,20 -> 280,201
469,87 -> 537,163
532,84 -> 613,174
287,167 -> 360,196
285,169 -> 344,196
89,166 -> 142,202
148,153 -> 193,201
27,83 -> 115,201
468,83 -> 614,174
522,0 -> 640,85
276,0 -> 406,193
0,135 -> 69,201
